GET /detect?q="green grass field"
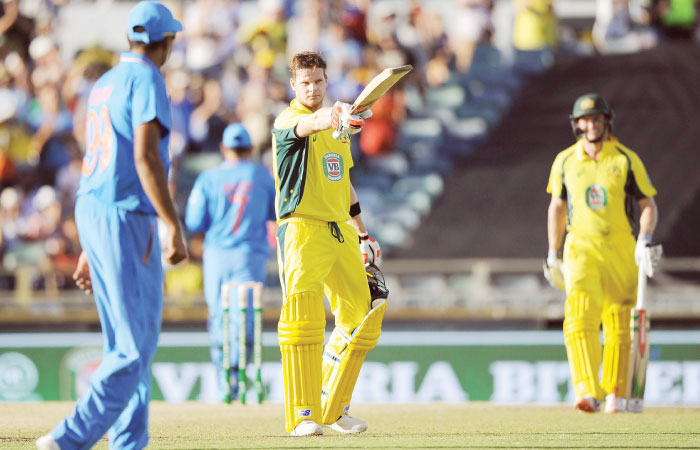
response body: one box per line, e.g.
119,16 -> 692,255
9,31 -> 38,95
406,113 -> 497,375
2,402 -> 699,449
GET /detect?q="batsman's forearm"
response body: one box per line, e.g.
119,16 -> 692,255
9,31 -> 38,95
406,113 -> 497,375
295,107 -> 332,137
350,182 -> 360,206
638,197 -> 658,237
348,215 -> 368,235
348,183 -> 367,234
547,197 -> 567,251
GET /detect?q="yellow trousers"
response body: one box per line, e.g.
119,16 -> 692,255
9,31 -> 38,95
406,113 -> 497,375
563,232 -> 636,400
276,217 -> 375,431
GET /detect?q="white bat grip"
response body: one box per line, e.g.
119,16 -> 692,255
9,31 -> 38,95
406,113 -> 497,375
636,267 -> 647,310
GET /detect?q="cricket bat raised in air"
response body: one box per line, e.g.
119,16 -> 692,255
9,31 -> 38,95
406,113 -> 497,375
349,64 -> 413,115
627,263 -> 651,413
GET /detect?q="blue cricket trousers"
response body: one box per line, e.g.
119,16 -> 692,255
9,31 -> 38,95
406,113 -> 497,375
52,196 -> 163,449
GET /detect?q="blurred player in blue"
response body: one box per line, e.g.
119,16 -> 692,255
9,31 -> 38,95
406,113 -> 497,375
36,2 -> 187,450
185,123 -> 276,401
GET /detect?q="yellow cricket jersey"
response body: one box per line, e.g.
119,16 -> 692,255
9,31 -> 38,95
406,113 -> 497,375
547,138 -> 657,237
271,99 -> 354,223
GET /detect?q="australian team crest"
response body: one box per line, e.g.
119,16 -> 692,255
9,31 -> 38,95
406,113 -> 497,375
580,97 -> 595,110
323,152 -> 344,181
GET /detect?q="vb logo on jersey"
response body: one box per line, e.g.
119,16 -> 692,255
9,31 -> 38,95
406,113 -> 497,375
323,152 -> 344,181
586,184 -> 608,210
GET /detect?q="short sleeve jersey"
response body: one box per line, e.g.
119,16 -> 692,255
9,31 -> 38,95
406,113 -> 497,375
184,160 -> 276,252
547,138 -> 657,236
271,99 -> 353,223
77,52 -> 172,214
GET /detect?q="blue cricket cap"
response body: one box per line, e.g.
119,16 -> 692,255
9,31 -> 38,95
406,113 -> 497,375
127,1 -> 183,44
222,123 -> 252,149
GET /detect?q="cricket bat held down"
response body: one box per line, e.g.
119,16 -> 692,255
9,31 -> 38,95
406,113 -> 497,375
627,266 -> 651,412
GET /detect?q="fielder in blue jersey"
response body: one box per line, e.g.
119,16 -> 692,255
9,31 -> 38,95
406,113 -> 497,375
37,3 -> 187,450
185,123 -> 276,401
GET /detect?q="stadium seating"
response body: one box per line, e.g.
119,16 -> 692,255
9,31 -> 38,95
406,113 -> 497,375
359,43 -> 519,257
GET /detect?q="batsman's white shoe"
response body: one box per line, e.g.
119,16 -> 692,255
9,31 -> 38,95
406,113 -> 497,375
574,395 -> 601,413
36,435 -> 60,450
604,394 -> 626,414
326,414 -> 368,434
290,420 -> 323,437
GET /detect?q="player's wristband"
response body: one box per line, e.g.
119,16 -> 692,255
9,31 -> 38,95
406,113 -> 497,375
349,202 -> 361,217
638,233 -> 652,243
359,233 -> 369,243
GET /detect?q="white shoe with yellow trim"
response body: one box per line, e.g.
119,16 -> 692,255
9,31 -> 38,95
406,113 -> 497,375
290,420 -> 323,437
326,414 -> 368,434
604,394 -> 626,414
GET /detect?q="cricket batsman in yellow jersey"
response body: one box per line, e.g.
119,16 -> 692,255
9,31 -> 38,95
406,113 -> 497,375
544,93 -> 659,414
271,52 -> 385,436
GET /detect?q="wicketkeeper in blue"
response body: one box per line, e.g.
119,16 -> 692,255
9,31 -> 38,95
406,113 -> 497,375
37,2 -> 187,449
185,123 -> 276,401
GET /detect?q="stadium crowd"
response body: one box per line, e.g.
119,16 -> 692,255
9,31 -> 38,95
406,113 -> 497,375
0,0 -> 697,296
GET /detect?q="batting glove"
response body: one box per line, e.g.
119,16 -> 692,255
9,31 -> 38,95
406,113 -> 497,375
636,234 -> 663,277
359,233 -> 381,266
331,101 -> 366,139
543,249 -> 565,291
357,109 -> 373,120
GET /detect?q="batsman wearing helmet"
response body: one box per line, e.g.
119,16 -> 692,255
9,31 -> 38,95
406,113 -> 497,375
271,51 -> 385,436
544,93 -> 659,413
